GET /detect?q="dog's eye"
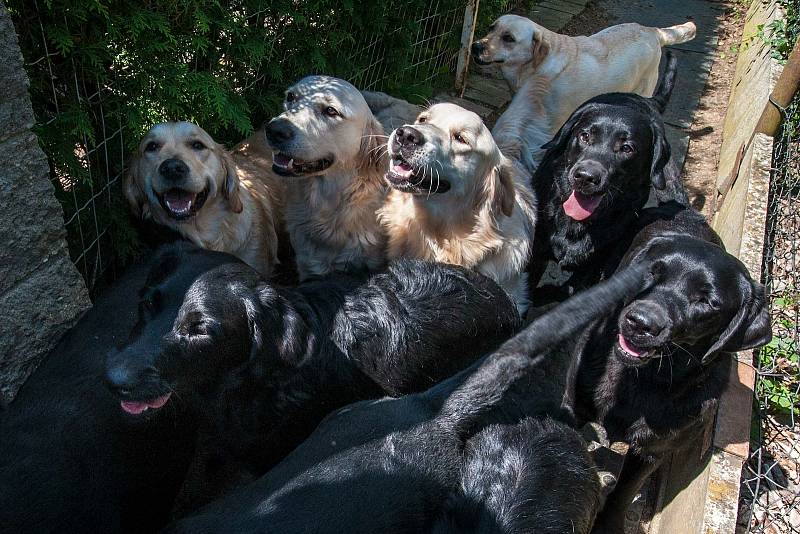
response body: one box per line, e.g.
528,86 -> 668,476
453,132 -> 469,145
502,33 -> 516,43
323,106 -> 340,118
417,116 -> 427,124
190,141 -> 206,151
620,143 -> 635,154
144,141 -> 160,153
578,131 -> 590,144
286,92 -> 296,103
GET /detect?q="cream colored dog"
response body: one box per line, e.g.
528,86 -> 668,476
265,75 -> 387,280
377,103 -> 536,314
124,122 -> 284,276
473,15 -> 696,168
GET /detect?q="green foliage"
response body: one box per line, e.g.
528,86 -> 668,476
756,295 -> 800,417
756,0 -> 798,63
7,0 -> 515,284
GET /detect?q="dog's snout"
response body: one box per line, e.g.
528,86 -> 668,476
573,167 -> 601,187
104,360 -> 143,397
158,158 -> 190,181
471,41 -> 485,56
624,308 -> 666,338
265,118 -> 295,145
570,161 -> 608,194
396,126 -> 424,147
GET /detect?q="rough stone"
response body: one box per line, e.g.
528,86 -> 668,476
0,3 -> 90,404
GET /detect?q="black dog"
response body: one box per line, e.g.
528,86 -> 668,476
569,203 -> 772,532
432,417 -> 600,533
105,259 -> 521,514
529,52 -> 680,297
0,243 -> 237,534
162,266 -> 645,534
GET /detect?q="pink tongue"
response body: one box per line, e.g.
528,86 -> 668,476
164,190 -> 195,212
618,334 -> 644,357
563,191 -> 602,221
392,161 -> 413,179
120,392 -> 172,415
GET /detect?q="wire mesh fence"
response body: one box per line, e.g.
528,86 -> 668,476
9,0 -> 527,295
739,92 -> 800,534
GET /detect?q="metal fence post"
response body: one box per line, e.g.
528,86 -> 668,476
455,0 -> 480,97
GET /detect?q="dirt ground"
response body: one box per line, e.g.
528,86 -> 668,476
561,0 -> 746,220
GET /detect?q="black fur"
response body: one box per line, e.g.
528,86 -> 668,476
162,266 -> 645,534
529,56 -> 682,296
105,259 -> 521,515
570,203 -> 772,532
0,243 -> 238,534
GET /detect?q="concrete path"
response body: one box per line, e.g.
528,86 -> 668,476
439,0 -> 725,172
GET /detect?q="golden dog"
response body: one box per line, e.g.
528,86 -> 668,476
124,122 -> 284,276
378,103 -> 536,314
265,76 -> 387,279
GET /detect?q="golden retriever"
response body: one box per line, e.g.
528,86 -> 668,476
472,15 -> 696,168
377,103 -> 536,314
264,75 -> 387,280
124,122 -> 284,277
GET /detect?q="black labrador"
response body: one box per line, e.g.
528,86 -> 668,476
105,259 -> 521,515
0,243 -> 238,534
162,266 -> 646,534
569,203 -> 772,532
529,52 -> 681,298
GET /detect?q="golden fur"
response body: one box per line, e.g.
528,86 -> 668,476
124,122 -> 284,276
265,76 -> 388,279
378,103 -> 536,314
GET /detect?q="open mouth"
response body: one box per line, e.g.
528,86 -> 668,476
119,392 -> 172,416
615,334 -> 657,364
272,152 -> 333,177
562,190 -> 603,221
386,154 -> 451,194
158,188 -> 208,221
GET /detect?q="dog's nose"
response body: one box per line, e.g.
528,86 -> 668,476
104,360 -> 144,397
471,41 -> 484,56
159,158 -> 190,181
265,118 -> 295,145
573,167 -> 602,187
396,126 -> 424,147
624,309 -> 665,337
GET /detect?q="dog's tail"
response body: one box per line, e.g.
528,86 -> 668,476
656,21 -> 696,46
438,265 -> 647,434
651,50 -> 678,113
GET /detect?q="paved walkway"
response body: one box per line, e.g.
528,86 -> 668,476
440,0 -> 725,172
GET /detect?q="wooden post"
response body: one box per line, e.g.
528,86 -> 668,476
455,0 -> 480,97
757,38 -> 800,136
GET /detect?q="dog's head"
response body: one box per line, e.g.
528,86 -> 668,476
613,235 -> 771,367
264,75 -> 384,178
385,103 -> 517,217
124,122 -> 242,222
541,94 -> 671,222
471,15 -> 549,71
103,245 -> 239,416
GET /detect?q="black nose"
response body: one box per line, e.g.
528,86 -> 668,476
471,41 -> 484,56
396,126 -> 424,147
624,309 -> 664,337
104,354 -> 149,398
265,118 -> 295,145
573,167 -> 602,188
158,158 -> 190,181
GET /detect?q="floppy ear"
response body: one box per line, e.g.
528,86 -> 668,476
703,280 -> 772,362
123,154 -> 149,219
494,157 -> 517,217
541,105 -> 589,154
649,123 -> 671,190
254,285 -> 313,367
221,150 -> 243,214
358,116 -> 386,171
531,30 -> 550,69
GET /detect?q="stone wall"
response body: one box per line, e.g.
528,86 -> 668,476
0,2 -> 90,404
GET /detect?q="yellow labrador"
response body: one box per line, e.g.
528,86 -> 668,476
124,122 -> 284,276
473,15 -> 696,168
377,103 -> 536,314
265,76 -> 387,280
